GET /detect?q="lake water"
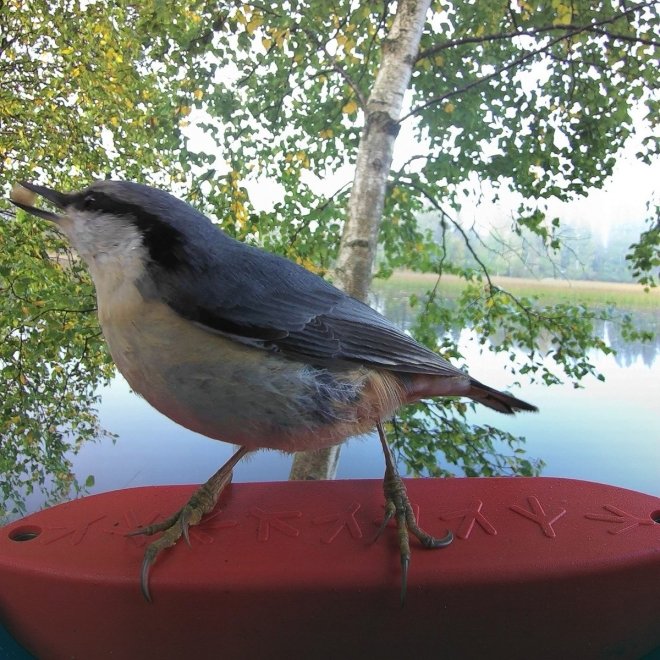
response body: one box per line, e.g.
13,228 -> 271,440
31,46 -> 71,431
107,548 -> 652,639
15,293 -> 660,519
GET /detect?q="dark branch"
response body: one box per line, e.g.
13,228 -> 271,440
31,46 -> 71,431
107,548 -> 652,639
288,181 -> 352,248
302,27 -> 368,109
401,41 -> 538,123
589,27 -> 660,47
401,2 -> 655,124
400,178 -> 495,290
416,1 -> 656,63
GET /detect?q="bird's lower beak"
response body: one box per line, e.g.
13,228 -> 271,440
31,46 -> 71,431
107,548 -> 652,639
9,182 -> 68,222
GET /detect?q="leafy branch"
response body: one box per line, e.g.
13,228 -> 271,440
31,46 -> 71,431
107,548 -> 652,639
399,176 -> 495,289
415,1 -> 659,63
301,26 -> 368,110
403,1 -> 657,122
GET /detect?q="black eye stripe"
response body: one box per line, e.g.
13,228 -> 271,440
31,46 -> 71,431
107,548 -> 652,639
82,193 -> 96,209
74,191 -> 129,215
74,190 -> 186,270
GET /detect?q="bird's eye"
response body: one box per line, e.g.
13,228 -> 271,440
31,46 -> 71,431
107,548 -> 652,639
82,193 -> 96,210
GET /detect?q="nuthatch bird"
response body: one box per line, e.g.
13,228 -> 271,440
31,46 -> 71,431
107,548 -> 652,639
11,180 -> 537,602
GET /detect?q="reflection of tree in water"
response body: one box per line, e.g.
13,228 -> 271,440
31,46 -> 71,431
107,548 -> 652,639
373,288 -> 543,479
373,290 -> 658,368
372,284 -> 659,482
1,221 -> 114,523
602,313 -> 659,369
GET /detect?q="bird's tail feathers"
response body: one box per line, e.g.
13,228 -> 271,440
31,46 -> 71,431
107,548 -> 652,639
468,379 -> 538,415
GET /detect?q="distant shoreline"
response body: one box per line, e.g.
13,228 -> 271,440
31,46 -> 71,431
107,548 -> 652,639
374,270 -> 660,310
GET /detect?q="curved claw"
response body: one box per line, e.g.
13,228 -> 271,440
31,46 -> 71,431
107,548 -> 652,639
131,498 -> 221,603
375,421 -> 454,605
140,547 -> 157,603
125,511 -> 181,538
127,447 -> 250,603
180,510 -> 192,548
373,500 -> 396,543
424,529 -> 454,548
138,528 -> 184,602
126,527 -> 149,539
400,555 -> 409,608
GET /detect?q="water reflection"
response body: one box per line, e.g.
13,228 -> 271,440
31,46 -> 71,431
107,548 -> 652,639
372,289 -> 659,368
366,288 -> 659,495
604,317 -> 659,368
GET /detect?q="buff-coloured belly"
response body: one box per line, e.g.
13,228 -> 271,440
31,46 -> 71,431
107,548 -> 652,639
98,295 -> 403,452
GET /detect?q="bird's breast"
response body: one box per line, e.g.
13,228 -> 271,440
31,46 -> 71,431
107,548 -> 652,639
96,284 -> 403,452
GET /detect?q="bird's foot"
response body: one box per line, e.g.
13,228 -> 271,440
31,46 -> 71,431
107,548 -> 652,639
375,466 -> 453,605
127,446 -> 249,602
375,423 -> 453,605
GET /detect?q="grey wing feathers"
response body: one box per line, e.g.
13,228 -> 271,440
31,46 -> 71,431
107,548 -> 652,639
155,232 -> 463,378
278,298 -> 463,376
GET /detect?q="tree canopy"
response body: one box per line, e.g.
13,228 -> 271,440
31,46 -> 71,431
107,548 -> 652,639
1,0 -> 658,515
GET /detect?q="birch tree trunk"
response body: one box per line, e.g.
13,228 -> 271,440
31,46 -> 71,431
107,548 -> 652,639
289,0 -> 432,481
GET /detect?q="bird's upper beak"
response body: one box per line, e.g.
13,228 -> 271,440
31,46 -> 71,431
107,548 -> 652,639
9,182 -> 69,222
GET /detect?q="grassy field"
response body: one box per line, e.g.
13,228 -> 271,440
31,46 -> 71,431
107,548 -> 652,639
373,270 -> 660,310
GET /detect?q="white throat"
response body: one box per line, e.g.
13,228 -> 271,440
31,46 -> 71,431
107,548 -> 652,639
58,209 -> 149,318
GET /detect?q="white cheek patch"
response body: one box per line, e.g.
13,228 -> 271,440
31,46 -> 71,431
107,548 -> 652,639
58,210 -> 148,306
62,211 -> 142,262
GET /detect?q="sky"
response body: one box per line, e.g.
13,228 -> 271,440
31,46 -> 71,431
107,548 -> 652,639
457,124 -> 658,245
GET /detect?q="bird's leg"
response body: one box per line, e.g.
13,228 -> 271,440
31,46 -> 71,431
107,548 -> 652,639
375,422 -> 453,605
128,445 -> 250,602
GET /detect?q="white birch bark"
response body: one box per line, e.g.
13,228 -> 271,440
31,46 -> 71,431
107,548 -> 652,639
290,0 -> 431,481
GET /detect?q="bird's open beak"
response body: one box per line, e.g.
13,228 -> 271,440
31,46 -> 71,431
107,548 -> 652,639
9,182 -> 68,222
